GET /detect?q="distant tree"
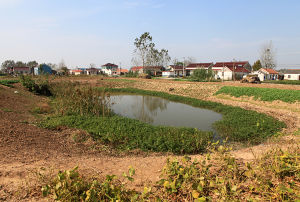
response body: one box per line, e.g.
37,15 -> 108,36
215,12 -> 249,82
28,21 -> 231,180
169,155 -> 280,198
27,61 -> 39,74
15,61 -> 26,67
191,68 -> 214,82
58,60 -> 68,75
133,32 -> 154,69
252,60 -> 262,71
47,63 -> 58,70
58,59 -> 67,69
27,61 -> 38,68
260,41 -> 276,69
90,63 -> 96,68
1,60 -> 15,72
184,57 -> 195,66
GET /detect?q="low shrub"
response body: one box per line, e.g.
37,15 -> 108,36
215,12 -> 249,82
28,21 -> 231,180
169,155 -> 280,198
20,75 -> 52,96
216,86 -> 300,103
125,70 -> 138,78
42,167 -> 139,201
50,82 -> 111,117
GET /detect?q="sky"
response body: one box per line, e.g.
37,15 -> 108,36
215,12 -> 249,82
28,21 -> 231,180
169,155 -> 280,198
0,0 -> 300,69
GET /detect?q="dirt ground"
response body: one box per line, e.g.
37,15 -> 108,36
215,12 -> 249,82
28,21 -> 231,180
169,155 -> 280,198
0,78 -> 299,201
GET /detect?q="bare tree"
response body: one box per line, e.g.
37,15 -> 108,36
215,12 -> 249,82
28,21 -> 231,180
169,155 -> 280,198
260,41 -> 276,69
133,32 -> 153,68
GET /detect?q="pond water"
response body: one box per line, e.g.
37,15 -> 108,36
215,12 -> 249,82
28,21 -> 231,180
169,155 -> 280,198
109,94 -> 222,132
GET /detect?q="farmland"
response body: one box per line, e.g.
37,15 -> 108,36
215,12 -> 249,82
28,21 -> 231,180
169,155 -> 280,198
216,86 -> 300,103
0,76 -> 299,201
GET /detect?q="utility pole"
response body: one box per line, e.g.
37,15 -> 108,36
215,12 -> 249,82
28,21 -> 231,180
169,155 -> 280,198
222,62 -> 224,82
182,57 -> 185,77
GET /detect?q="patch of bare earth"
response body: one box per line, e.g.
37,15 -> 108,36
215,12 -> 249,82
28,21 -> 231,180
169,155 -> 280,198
0,79 -> 299,201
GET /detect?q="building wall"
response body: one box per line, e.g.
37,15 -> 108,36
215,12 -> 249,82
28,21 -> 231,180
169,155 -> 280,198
162,71 -> 175,77
284,74 -> 300,80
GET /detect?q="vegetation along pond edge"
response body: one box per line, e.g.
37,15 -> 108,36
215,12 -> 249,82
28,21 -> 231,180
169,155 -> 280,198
41,87 -> 286,154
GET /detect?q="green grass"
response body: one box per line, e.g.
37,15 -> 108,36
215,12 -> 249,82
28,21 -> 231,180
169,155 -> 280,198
0,79 -> 19,87
216,86 -> 300,103
263,80 -> 300,85
40,115 -> 212,154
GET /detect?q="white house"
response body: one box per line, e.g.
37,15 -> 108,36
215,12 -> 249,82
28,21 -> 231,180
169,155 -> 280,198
252,68 -> 279,81
212,62 -> 251,80
101,63 -> 118,76
283,69 -> 300,80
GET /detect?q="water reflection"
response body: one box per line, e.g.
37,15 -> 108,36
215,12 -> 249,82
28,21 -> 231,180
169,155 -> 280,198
109,94 -> 222,132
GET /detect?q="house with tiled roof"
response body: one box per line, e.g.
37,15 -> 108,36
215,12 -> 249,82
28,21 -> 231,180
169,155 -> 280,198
131,66 -> 164,76
185,63 -> 214,76
69,69 -> 84,75
253,68 -> 279,81
212,61 -> 251,80
101,63 -> 118,76
283,69 -> 300,80
12,67 -> 31,75
111,68 -> 129,76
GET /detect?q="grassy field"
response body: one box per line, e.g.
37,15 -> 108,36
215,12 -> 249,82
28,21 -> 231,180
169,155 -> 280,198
216,86 -> 300,103
263,80 -> 300,85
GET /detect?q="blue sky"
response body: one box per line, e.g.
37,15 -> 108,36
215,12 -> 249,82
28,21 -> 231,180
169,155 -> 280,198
0,0 -> 300,69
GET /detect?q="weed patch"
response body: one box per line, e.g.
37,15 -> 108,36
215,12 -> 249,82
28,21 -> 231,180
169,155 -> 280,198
42,144 -> 300,201
40,115 -> 212,154
216,86 -> 300,103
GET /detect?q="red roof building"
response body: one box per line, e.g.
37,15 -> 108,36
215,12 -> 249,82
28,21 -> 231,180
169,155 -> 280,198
186,63 -> 214,69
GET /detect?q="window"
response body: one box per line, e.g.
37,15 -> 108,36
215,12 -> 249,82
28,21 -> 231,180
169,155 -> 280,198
288,75 -> 291,78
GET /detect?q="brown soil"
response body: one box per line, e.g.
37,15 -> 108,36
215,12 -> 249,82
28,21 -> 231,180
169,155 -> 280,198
0,79 -> 299,201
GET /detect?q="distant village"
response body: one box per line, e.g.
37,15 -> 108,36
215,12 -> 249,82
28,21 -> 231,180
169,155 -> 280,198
2,61 -> 300,81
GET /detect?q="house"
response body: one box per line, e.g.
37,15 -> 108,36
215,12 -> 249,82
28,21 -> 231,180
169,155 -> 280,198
131,66 -> 164,76
111,68 -> 129,76
12,67 -> 31,75
101,63 -> 118,76
252,68 -> 279,81
85,68 -> 100,75
185,63 -> 214,76
69,69 -> 84,75
212,62 -> 251,80
34,64 -> 52,75
283,69 -> 300,80
162,65 -> 184,77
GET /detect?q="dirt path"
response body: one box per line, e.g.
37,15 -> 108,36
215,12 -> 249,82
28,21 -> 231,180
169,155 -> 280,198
0,80 -> 299,201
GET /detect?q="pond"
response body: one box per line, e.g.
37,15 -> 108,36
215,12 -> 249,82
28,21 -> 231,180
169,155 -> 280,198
109,94 -> 222,133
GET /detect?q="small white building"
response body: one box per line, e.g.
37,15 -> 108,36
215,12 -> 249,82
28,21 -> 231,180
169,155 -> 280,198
69,69 -> 83,75
162,71 -> 175,77
252,68 -> 279,81
212,62 -> 251,80
283,69 -> 300,80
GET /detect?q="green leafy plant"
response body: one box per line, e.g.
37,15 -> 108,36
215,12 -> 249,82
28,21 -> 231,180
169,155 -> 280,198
216,86 -> 300,103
